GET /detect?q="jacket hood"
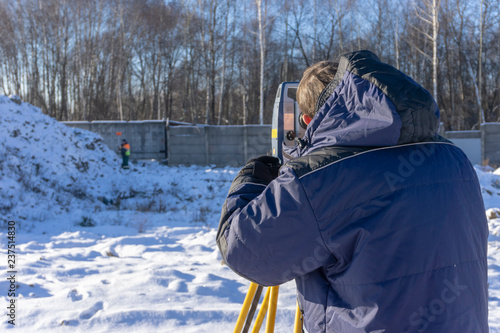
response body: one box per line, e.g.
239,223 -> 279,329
288,50 -> 440,158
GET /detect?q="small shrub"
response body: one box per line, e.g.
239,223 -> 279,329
136,199 -> 155,212
169,206 -> 180,213
158,200 -> 167,212
132,218 -> 149,233
193,206 -> 211,226
79,216 -> 95,227
0,201 -> 15,213
34,163 -> 41,176
113,196 -> 121,210
71,188 -> 87,199
10,129 -> 20,137
74,158 -> 89,173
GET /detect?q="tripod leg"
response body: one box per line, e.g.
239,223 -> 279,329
251,287 -> 271,333
242,285 -> 263,333
293,301 -> 303,333
265,286 -> 280,333
234,283 -> 259,333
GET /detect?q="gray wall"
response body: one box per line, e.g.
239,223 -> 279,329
481,123 -> 500,166
444,131 -> 481,165
64,120 -> 166,160
64,121 -> 271,166
168,125 -> 271,166
63,120 -> 500,167
442,124 -> 500,167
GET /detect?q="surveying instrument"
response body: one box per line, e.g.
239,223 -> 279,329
233,82 -> 305,333
271,82 -> 307,163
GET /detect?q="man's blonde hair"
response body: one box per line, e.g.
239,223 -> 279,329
297,61 -> 338,118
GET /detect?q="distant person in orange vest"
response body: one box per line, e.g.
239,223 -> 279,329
120,139 -> 130,169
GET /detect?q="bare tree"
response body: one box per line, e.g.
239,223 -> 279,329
0,0 -> 498,130
256,0 -> 266,124
217,0 -> 231,125
410,0 -> 441,104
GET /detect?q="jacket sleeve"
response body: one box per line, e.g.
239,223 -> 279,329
216,166 -> 333,286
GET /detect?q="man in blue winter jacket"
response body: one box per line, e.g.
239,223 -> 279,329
217,50 -> 488,332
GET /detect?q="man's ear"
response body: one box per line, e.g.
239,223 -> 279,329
299,112 -> 312,129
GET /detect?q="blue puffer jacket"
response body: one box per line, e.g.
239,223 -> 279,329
217,50 -> 488,332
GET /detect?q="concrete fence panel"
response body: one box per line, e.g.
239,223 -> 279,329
481,123 -> 500,166
168,125 -> 272,167
64,121 -> 92,132
63,119 -> 499,167
89,121 -> 128,156
64,120 -> 166,160
126,121 -> 166,160
444,131 -> 481,165
168,126 -> 207,165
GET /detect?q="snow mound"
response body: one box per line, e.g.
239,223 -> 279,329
0,95 -> 122,224
473,166 -> 500,211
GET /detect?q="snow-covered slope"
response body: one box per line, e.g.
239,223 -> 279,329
0,96 -> 499,332
0,95 -> 228,232
0,95 -> 123,227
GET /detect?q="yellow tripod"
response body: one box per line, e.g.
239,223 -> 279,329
234,282 -> 303,333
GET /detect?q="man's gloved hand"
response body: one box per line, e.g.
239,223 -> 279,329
234,155 -> 282,188
247,155 -> 281,183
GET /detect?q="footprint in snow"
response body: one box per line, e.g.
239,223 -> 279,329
60,319 -> 79,326
79,301 -> 103,320
67,289 -> 83,302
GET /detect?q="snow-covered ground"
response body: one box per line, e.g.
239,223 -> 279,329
0,95 -> 499,332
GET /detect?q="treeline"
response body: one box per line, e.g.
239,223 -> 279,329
0,0 -> 498,130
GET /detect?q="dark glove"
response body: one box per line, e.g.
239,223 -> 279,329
227,155 -> 281,198
230,155 -> 282,193
247,155 -> 281,183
